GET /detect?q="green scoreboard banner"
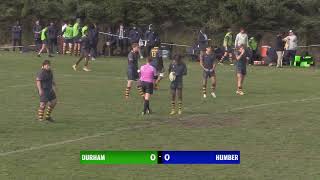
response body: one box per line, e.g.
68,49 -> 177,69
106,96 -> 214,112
80,151 -> 240,164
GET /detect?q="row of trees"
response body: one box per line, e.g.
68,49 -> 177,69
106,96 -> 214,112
0,0 -> 319,44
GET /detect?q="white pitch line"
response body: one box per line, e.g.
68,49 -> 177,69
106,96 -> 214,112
0,96 -> 319,156
226,97 -> 320,112
0,125 -> 151,156
0,84 -> 32,92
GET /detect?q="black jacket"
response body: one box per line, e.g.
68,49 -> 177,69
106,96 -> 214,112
276,35 -> 285,51
12,25 -> 22,40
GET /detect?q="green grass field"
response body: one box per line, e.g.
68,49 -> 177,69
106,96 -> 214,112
0,52 -> 319,180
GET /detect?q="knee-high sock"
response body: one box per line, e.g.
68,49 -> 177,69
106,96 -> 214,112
178,101 -> 182,111
144,100 -> 150,113
125,86 -> 131,98
38,107 -> 45,120
202,85 -> 206,95
45,106 -> 54,119
211,84 -> 216,92
171,101 -> 176,111
137,86 -> 144,97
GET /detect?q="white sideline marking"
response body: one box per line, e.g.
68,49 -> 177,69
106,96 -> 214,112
0,96 -> 319,156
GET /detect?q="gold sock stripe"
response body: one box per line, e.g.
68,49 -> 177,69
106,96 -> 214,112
125,87 -> 131,97
137,87 -> 144,96
178,101 -> 182,110
202,86 -> 206,94
38,108 -> 44,117
171,101 -> 176,110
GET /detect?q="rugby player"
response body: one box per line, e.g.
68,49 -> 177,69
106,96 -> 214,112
168,55 -> 187,115
200,46 -> 217,98
36,60 -> 57,122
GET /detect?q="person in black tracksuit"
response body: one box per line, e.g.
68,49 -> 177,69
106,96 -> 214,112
197,29 -> 209,58
12,21 -> 22,52
129,26 -> 141,45
129,26 -> 143,58
88,23 -> 99,60
102,27 -> 116,56
48,22 -> 58,54
33,20 -> 42,51
72,30 -> 91,71
144,24 -> 160,56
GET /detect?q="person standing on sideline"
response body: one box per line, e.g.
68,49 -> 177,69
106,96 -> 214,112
33,20 -> 42,52
62,21 -> 73,55
235,27 -> 249,49
220,28 -> 233,64
139,57 -> 157,115
116,23 -> 126,55
248,37 -> 258,65
48,22 -> 58,55
283,30 -> 298,66
197,28 -> 209,58
88,23 -> 99,60
37,24 -> 52,57
145,24 -> 159,56
72,30 -> 91,72
12,21 -> 22,52
129,25 -> 143,58
276,32 -> 285,68
73,18 -> 82,56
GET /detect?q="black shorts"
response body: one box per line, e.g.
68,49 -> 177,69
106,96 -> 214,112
42,40 -> 48,45
64,38 -> 73,44
49,38 -> 57,45
170,81 -> 183,90
141,81 -> 154,94
127,68 -> 139,81
224,46 -> 233,53
236,67 -> 247,75
81,48 -> 90,56
40,90 -> 56,103
73,37 -> 81,44
203,70 -> 216,79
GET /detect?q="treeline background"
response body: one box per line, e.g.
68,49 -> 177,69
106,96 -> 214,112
0,0 -> 319,48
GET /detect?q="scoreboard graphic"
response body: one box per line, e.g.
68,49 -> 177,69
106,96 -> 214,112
80,151 -> 240,164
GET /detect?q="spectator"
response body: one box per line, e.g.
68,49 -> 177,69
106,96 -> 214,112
220,28 -> 233,64
197,28 -> 208,57
266,46 -> 277,66
129,25 -> 143,58
33,20 -> 42,51
12,21 -> 22,52
116,23 -> 126,55
213,46 -> 224,62
48,22 -> 58,54
283,30 -> 298,65
62,21 -> 73,55
276,32 -> 285,68
88,23 -> 99,60
144,24 -> 160,56
72,18 -> 82,56
248,37 -> 258,65
129,25 -> 141,45
102,27 -> 116,56
235,27 -> 249,49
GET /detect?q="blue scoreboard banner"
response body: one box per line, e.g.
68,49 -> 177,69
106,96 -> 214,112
159,151 -> 240,164
80,150 -> 240,165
